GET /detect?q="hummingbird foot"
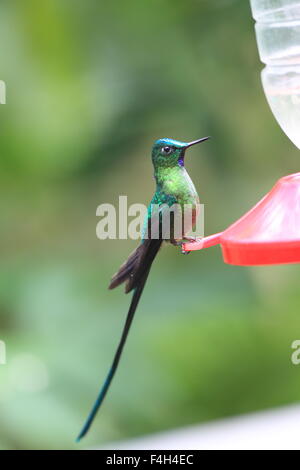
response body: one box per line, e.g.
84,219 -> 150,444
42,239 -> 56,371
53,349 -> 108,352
181,246 -> 190,255
170,239 -> 191,255
180,236 -> 199,254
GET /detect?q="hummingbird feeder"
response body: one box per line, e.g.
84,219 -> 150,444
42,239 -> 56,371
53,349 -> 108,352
185,0 -> 300,266
183,173 -> 300,265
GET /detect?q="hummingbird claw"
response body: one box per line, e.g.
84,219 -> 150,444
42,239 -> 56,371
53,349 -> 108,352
170,238 -> 191,254
181,242 -> 190,255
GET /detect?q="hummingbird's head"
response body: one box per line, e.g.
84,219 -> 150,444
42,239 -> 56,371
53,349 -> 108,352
151,137 -> 210,169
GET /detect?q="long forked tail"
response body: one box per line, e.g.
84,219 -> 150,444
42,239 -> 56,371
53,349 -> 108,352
77,239 -> 162,441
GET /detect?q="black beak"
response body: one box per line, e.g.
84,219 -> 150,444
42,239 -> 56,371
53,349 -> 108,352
185,136 -> 210,148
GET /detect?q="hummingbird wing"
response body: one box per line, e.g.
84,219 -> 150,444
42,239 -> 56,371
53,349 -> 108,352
109,191 -> 175,292
109,238 -> 161,293
143,190 -> 178,241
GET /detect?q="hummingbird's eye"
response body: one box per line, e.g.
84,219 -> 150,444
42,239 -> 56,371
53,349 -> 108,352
161,146 -> 172,155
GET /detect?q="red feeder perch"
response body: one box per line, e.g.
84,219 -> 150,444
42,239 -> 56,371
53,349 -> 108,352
183,173 -> 300,266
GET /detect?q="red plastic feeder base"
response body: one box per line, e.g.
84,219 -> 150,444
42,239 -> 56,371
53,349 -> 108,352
183,173 -> 300,266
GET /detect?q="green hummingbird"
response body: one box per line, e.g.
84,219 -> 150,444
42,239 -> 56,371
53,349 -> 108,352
77,136 -> 210,441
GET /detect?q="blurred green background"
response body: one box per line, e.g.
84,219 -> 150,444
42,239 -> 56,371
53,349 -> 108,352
1,0 -> 300,450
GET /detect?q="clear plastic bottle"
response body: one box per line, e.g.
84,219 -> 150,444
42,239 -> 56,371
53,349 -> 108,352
250,0 -> 300,149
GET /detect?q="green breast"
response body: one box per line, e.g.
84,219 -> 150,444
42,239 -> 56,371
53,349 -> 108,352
160,167 -> 199,207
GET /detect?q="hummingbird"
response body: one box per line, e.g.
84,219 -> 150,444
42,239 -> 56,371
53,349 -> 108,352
77,136 -> 210,441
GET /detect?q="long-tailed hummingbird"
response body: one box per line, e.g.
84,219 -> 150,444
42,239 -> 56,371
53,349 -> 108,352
77,136 -> 210,441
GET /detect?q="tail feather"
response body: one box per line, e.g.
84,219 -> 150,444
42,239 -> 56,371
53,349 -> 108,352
109,239 -> 162,293
109,243 -> 144,291
77,239 -> 162,441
